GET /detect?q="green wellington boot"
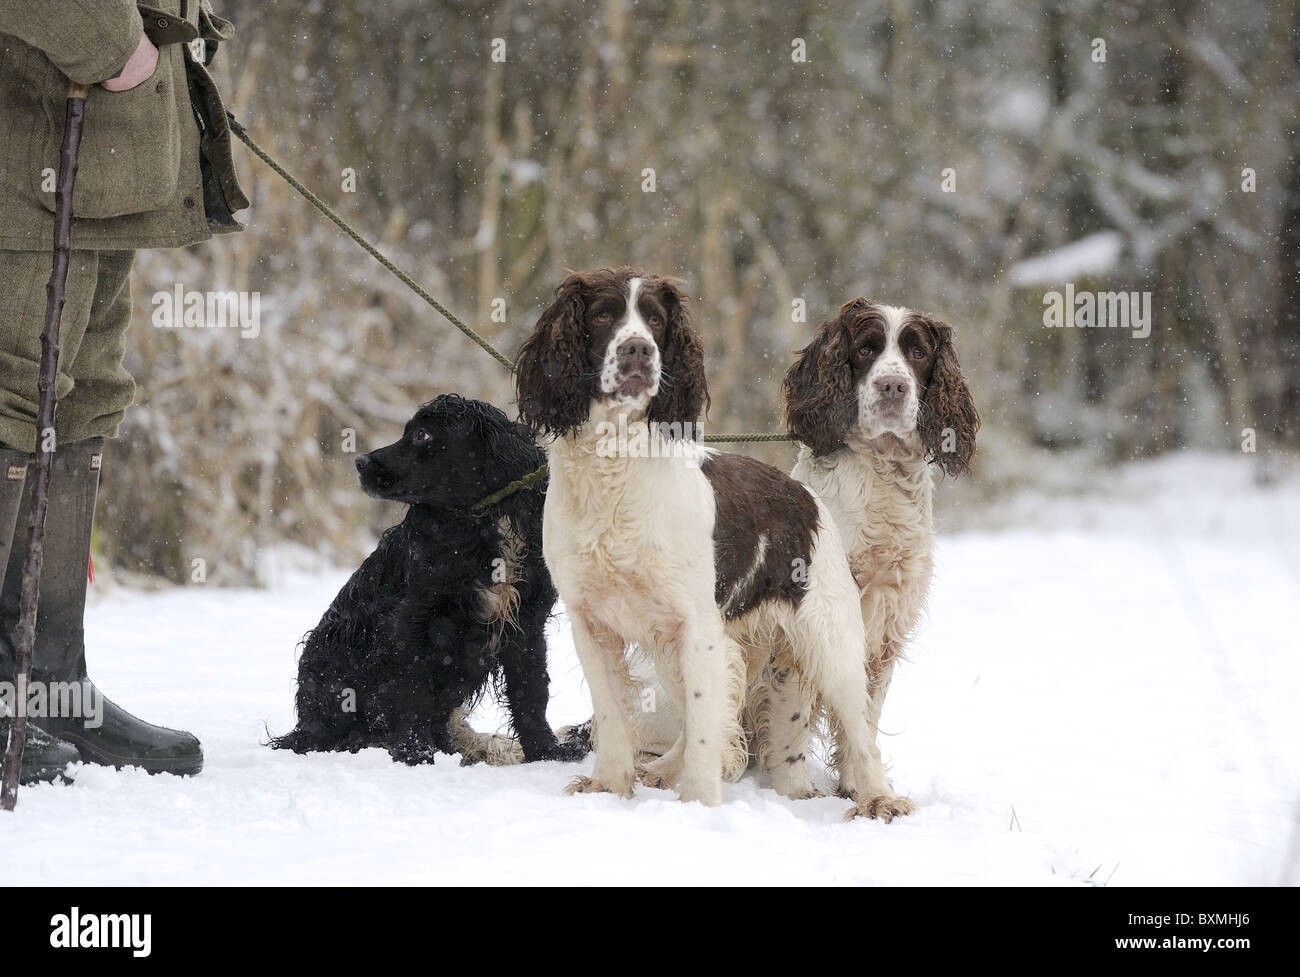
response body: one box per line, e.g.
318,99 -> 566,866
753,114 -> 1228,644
0,438 -> 203,776
0,443 -> 80,783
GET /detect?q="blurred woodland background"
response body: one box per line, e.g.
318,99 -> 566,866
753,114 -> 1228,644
98,0 -> 1299,583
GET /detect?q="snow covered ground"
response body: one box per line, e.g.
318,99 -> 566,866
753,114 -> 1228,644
5,452 -> 1298,886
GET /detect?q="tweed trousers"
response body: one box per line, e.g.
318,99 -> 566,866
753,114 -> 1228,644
0,248 -> 135,452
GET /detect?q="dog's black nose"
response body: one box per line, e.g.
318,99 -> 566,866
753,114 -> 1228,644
874,376 -> 908,403
617,337 -> 655,370
355,454 -> 373,474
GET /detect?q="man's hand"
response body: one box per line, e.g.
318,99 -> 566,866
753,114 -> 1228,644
100,31 -> 158,92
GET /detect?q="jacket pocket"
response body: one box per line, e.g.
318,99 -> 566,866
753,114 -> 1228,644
33,46 -> 181,220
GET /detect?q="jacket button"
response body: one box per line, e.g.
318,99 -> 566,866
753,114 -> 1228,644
183,196 -> 195,208
155,81 -> 165,93
157,17 -> 169,28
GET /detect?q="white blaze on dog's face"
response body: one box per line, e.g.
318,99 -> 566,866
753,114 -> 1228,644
785,296 -> 977,472
849,304 -> 940,441
593,277 -> 666,411
516,267 -> 708,440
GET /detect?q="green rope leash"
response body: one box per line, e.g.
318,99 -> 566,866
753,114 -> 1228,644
226,115 -> 792,510
228,114 -> 517,373
701,432 -> 791,443
471,463 -> 551,513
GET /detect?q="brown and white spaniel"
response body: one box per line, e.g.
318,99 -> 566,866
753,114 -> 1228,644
783,299 -> 979,814
517,268 -> 902,815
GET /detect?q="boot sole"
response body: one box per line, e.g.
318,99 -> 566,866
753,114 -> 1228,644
56,731 -> 203,777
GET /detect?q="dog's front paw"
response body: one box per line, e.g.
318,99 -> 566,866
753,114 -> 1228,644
637,769 -> 675,791
564,775 -> 634,799
843,795 -> 916,823
677,777 -> 723,806
768,761 -> 822,801
388,732 -> 439,766
637,755 -> 682,791
559,722 -> 598,753
537,738 -> 591,763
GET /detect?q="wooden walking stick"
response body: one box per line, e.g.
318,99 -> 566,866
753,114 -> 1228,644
1,80 -> 91,811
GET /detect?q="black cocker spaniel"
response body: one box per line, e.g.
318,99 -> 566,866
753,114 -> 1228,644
270,395 -> 587,766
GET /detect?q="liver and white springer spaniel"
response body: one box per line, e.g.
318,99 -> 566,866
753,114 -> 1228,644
517,268 -> 901,815
783,298 -> 979,814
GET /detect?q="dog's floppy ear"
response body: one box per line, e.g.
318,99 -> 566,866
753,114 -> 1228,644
516,273 -> 590,437
917,315 -> 979,477
782,299 -> 864,457
647,277 -> 709,434
470,401 -> 544,482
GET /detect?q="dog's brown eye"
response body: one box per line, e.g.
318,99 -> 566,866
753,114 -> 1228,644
414,429 -> 431,442
594,311 -> 612,324
647,314 -> 663,328
909,347 -> 927,359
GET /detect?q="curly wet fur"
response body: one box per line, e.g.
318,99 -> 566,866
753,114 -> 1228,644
783,300 -> 862,458
269,395 -> 589,767
916,318 -> 980,476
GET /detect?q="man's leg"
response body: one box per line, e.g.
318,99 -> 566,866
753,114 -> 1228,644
51,250 -> 137,446
0,250 -> 97,452
0,249 -> 201,775
0,248 -> 98,782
